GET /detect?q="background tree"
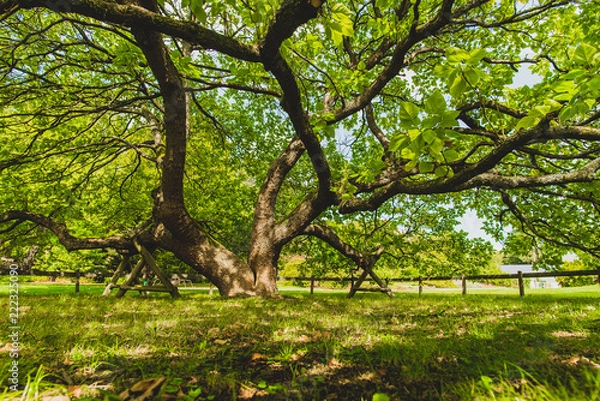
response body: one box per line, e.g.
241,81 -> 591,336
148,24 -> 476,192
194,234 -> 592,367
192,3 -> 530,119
1,0 -> 599,297
556,253 -> 600,287
286,194 -> 493,279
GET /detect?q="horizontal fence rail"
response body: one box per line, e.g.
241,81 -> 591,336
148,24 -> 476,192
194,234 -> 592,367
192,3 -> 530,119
2,268 -> 599,296
278,269 -> 600,297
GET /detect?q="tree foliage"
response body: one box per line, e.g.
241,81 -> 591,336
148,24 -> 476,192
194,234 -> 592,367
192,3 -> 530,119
0,0 -> 599,296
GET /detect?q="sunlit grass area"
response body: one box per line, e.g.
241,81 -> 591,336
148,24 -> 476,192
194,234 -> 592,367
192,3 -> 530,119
1,285 -> 599,400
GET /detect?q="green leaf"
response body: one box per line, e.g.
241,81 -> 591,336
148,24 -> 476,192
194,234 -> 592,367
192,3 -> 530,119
434,166 -> 452,178
558,105 -> 575,124
418,161 -> 434,173
463,68 -> 482,86
468,48 -> 487,64
399,102 -> 421,125
408,128 -> 421,140
189,0 -> 207,23
514,115 -> 539,131
449,75 -> 467,98
543,99 -> 563,113
446,47 -> 468,66
412,135 -> 425,152
562,69 -> 586,80
424,90 -> 447,114
405,158 -> 419,172
389,135 -> 409,152
552,80 -> 576,95
558,101 -> 590,123
422,129 -> 437,144
429,137 -> 444,155
574,43 -> 599,66
328,3 -> 354,47
443,149 -> 460,162
439,110 -> 460,127
372,393 -> 390,401
532,104 -> 551,117
586,76 -> 600,91
400,147 -> 416,160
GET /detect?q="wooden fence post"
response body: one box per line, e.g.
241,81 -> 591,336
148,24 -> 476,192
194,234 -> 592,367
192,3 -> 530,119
310,278 -> 315,295
418,277 -> 423,296
75,269 -> 80,294
462,275 -> 467,296
518,271 -> 525,297
597,269 -> 600,286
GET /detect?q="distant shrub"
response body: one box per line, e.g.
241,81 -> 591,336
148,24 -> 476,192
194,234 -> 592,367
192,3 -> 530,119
556,260 -> 597,287
424,280 -> 457,288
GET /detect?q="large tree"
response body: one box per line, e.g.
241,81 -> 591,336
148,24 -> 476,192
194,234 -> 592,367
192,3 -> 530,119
1,0 -> 599,297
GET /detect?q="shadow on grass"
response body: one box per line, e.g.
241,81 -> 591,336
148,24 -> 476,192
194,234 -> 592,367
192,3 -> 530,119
2,290 -> 599,400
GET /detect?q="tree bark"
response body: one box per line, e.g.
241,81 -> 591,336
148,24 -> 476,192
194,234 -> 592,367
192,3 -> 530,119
150,224 -> 263,297
22,245 -> 39,274
130,2 -> 271,297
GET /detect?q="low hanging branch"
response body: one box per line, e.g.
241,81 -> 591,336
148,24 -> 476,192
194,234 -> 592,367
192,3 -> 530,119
0,210 -> 134,251
302,224 -> 384,269
499,190 -> 600,258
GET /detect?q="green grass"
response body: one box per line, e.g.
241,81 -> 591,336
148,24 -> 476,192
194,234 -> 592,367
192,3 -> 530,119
1,285 -> 599,400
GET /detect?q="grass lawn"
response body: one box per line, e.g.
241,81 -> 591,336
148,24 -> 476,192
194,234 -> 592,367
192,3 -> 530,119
1,284 -> 599,400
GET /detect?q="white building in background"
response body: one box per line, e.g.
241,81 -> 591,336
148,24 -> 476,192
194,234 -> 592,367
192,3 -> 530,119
500,264 -> 560,289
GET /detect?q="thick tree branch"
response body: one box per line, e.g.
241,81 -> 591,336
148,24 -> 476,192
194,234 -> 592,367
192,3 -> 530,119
499,190 -> 600,257
302,224 -> 383,268
365,104 -> 390,150
0,211 -> 134,251
332,0 -> 490,122
257,0 -> 329,195
339,122 -> 600,214
459,101 -> 527,119
460,157 -> 600,190
252,137 -> 306,232
260,0 -> 323,61
131,20 -> 188,208
544,126 -> 600,141
0,0 -> 260,61
261,50 -> 333,201
274,189 -> 337,245
339,124 -> 543,212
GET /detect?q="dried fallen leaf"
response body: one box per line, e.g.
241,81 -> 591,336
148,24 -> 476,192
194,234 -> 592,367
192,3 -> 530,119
579,356 -> 600,370
297,335 -> 310,343
207,327 -> 220,336
119,377 -> 166,401
238,386 -> 257,400
0,343 -> 14,353
42,396 -> 69,401
328,358 -> 342,368
67,386 -> 82,398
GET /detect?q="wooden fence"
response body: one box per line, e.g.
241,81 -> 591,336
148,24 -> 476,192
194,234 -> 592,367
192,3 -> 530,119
278,269 -> 600,297
2,268 -> 599,297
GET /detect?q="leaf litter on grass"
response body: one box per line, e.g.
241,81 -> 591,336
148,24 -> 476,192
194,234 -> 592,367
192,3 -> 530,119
1,289 -> 599,400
